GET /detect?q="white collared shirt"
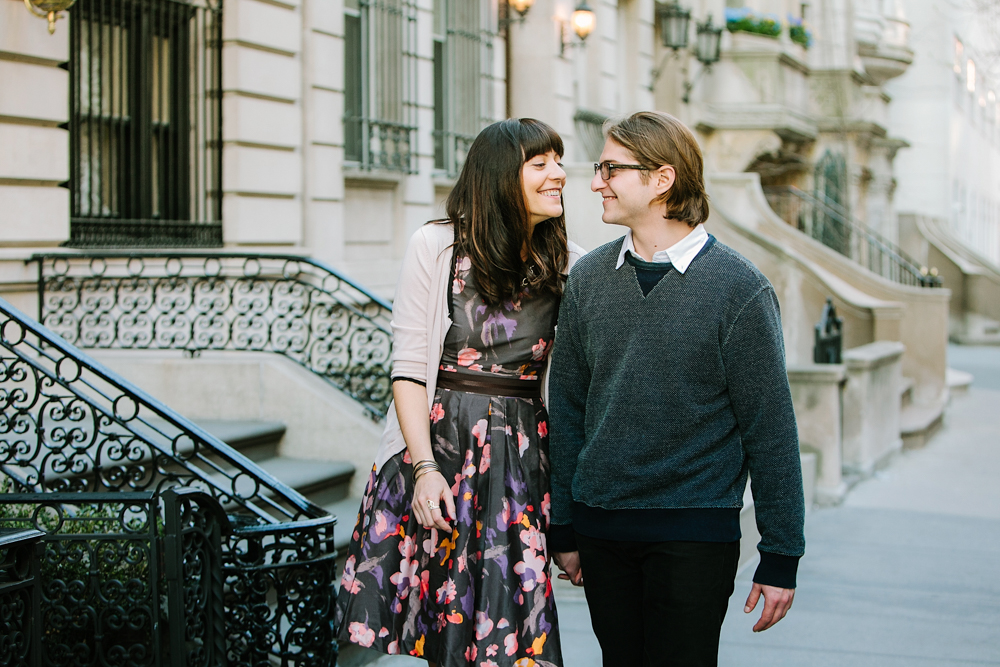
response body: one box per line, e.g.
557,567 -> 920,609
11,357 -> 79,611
615,224 -> 709,273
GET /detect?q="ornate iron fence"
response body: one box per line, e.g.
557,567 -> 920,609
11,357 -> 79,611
31,252 -> 394,419
0,297 -> 338,667
0,528 -> 43,667
763,185 -> 943,288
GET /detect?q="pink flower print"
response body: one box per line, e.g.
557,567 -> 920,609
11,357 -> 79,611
520,525 -> 546,552
504,632 -> 518,656
435,578 -> 457,605
348,622 -> 375,648
398,534 -> 418,558
465,646 -> 478,662
469,364 -> 483,372
475,610 -> 495,640
462,448 -> 476,478
379,627 -> 389,638
456,256 -> 472,272
479,443 -> 491,474
491,364 -> 504,373
540,493 -> 551,523
457,347 -> 482,366
499,498 -> 511,527
486,644 -> 499,656
387,641 -> 399,655
518,431 -> 529,457
513,547 -> 547,592
537,421 -> 548,438
419,570 -> 430,600
389,555 -> 420,596
430,403 -> 445,424
531,338 -> 549,361
497,618 -> 509,630
452,277 -> 466,294
481,661 -> 500,667
340,554 -> 362,594
472,419 -> 489,448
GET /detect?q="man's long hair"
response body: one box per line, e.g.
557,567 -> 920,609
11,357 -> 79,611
445,118 -> 569,307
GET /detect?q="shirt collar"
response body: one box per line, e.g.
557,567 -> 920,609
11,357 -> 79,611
615,224 -> 709,274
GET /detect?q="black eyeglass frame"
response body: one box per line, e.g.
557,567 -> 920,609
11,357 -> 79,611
594,161 -> 649,180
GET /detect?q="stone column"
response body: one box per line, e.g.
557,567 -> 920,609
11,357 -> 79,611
788,363 -> 848,505
842,340 -> 905,476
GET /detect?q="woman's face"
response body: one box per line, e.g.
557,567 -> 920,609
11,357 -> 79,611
521,150 -> 566,229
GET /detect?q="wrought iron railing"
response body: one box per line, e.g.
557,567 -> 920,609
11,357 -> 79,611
0,527 -> 43,667
0,297 -> 338,666
31,252 -> 394,419
764,185 -> 943,288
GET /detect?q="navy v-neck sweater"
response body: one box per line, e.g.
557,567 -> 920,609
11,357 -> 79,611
548,235 -> 805,588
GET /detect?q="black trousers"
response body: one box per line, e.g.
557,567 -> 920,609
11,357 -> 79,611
576,534 -> 740,667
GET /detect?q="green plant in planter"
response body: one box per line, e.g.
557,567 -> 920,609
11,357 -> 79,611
788,16 -> 812,48
725,7 -> 782,38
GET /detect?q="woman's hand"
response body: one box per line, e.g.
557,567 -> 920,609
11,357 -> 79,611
413,470 -> 456,532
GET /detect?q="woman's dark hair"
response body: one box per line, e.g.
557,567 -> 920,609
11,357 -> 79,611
444,118 -> 569,306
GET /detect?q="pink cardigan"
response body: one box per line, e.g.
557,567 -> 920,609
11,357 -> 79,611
373,222 -> 585,472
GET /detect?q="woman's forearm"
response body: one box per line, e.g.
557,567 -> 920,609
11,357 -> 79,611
393,380 -> 434,462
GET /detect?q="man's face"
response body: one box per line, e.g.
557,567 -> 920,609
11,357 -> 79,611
591,139 -> 659,227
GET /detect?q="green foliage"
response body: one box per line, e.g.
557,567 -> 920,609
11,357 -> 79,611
789,23 -> 812,48
725,8 -> 782,38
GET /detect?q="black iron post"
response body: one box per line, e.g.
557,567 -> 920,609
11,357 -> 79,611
814,298 -> 843,363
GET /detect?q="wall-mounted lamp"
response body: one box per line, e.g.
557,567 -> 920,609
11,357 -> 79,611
501,0 -> 535,27
682,14 -> 723,102
560,2 -> 596,56
22,0 -> 76,34
658,1 -> 691,51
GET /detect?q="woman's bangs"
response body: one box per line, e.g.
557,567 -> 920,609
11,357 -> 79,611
519,120 -> 564,162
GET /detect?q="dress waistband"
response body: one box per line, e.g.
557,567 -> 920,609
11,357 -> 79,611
436,372 -> 542,399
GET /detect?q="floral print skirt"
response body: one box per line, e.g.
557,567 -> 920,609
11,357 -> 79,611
335,387 -> 562,667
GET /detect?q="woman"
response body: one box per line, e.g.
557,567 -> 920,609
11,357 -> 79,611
335,118 -> 583,667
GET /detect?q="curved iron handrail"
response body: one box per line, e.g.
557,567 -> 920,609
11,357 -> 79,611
763,185 -> 943,289
0,296 -> 325,523
31,251 -> 394,419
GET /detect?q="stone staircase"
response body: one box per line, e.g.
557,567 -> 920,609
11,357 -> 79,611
198,419 -> 361,556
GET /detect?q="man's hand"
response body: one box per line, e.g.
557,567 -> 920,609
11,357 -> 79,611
744,583 -> 794,632
552,551 -> 584,586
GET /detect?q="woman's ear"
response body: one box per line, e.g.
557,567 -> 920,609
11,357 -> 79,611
654,165 -> 676,196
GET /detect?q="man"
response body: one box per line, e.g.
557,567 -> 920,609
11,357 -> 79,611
547,111 -> 804,666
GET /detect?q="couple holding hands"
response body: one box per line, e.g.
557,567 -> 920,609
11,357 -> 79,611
335,111 -> 805,667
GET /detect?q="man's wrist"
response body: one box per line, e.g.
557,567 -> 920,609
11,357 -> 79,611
547,523 -> 578,553
753,551 -> 800,589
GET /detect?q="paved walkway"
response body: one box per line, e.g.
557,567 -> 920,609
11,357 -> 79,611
349,345 -> 1000,666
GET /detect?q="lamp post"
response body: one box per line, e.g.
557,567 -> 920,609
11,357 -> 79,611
22,0 -> 76,34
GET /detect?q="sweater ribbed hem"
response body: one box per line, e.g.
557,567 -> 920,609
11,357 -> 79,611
572,503 -> 742,543
548,523 -> 578,553
752,551 -> 800,589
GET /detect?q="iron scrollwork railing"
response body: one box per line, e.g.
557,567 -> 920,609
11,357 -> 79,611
32,252 -> 394,419
0,528 -> 43,667
0,298 -> 338,667
763,185 -> 943,288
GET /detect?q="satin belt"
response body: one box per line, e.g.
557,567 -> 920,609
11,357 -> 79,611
435,371 -> 542,399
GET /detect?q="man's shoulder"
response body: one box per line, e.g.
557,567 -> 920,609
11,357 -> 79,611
700,238 -> 772,294
567,236 -> 624,279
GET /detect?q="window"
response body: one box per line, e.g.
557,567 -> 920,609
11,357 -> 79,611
68,0 -> 222,248
432,0 -> 498,176
344,0 -> 419,173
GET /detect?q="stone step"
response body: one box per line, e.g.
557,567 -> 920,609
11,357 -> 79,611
252,457 -> 355,509
946,367 -> 973,397
198,419 -> 286,462
900,402 -> 944,449
324,496 -> 364,553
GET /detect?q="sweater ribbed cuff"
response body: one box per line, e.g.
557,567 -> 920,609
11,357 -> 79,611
753,551 -> 800,589
547,523 -> 578,553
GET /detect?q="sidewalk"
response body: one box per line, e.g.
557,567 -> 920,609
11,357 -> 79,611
349,346 -> 1000,666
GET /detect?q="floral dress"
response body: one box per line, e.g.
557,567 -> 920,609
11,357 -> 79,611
335,254 -> 562,667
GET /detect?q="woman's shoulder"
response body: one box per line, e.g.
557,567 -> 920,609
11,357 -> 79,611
408,220 -> 455,257
565,240 -> 587,274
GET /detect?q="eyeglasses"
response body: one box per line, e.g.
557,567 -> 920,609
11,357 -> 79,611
594,161 -> 649,180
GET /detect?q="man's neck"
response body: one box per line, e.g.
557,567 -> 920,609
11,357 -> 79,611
628,216 -> 696,262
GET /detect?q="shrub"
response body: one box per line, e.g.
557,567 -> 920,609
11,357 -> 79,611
725,7 -> 782,38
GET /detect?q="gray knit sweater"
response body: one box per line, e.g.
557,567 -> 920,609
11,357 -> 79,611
548,235 -> 805,587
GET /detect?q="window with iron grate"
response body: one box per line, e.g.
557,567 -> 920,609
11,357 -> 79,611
344,0 -> 419,173
67,0 -> 223,248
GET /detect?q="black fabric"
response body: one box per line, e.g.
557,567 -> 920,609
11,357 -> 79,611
753,551 -> 800,590
391,376 -> 426,387
573,503 -> 741,543
576,533 -> 739,667
547,522 -> 577,553
624,252 -> 673,297
548,234 -> 805,589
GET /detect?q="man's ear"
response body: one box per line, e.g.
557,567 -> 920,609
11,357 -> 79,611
653,165 -> 676,196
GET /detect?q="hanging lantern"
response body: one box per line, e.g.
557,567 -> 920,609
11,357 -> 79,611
571,1 -> 597,41
695,14 -> 723,66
